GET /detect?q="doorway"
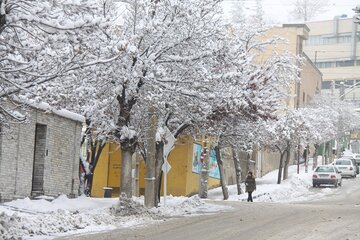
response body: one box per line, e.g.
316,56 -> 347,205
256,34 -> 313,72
31,124 -> 47,196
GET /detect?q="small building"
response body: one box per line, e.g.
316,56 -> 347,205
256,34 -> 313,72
0,101 -> 84,202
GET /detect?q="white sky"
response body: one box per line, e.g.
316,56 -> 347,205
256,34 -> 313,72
221,0 -> 359,23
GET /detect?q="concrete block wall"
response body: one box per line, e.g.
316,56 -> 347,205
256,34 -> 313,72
0,104 -> 82,202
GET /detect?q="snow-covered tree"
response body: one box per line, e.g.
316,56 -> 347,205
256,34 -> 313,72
230,0 -> 246,24
33,0 -> 233,203
290,0 -> 329,22
0,0 -> 105,132
261,108 -> 312,184
195,20 -> 301,195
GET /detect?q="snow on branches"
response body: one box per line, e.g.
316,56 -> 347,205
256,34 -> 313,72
0,0 -> 106,130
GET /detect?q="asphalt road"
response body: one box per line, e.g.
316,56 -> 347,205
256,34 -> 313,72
56,176 -> 360,240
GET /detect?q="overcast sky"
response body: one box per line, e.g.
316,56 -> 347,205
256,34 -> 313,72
221,0 -> 359,23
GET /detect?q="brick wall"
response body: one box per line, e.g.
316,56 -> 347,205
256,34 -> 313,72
0,104 -> 82,202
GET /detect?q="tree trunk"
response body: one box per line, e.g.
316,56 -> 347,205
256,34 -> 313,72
120,144 -> 134,198
199,138 -> 210,199
313,144 -> 319,170
277,148 -> 285,184
154,141 -> 164,207
84,140 -> 106,196
305,145 -> 309,173
283,145 -> 291,180
144,106 -> 157,208
246,152 -> 252,174
214,146 -> 229,200
325,141 -> 330,165
231,146 -> 242,195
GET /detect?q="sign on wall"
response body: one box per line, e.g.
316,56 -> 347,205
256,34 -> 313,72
192,143 -> 220,179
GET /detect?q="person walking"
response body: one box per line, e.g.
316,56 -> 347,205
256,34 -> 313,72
245,171 -> 256,202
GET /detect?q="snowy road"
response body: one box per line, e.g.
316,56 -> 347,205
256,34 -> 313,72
56,176 -> 360,240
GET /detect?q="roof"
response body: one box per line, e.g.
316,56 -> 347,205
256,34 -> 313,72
26,100 -> 85,123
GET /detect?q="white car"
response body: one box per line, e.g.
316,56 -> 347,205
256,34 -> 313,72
332,159 -> 357,178
312,165 -> 342,188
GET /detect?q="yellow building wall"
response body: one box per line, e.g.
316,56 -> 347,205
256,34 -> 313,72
107,144 -> 122,190
91,143 -> 122,197
91,144 -> 110,197
138,135 -> 220,197
93,136 -> 221,198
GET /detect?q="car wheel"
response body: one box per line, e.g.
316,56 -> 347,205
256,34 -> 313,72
334,181 -> 338,188
313,183 -> 316,188
339,180 -> 342,186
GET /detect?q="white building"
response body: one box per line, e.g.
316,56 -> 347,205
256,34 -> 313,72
304,16 -> 360,104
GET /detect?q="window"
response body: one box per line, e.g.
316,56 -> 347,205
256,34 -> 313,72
306,34 -> 353,46
316,61 -> 336,68
316,60 -> 355,69
336,60 -> 354,67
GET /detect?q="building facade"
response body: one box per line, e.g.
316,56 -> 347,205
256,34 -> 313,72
304,17 -> 360,104
262,24 -> 323,108
255,24 -> 323,177
0,101 -> 84,202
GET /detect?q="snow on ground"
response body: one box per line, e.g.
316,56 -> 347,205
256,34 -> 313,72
0,162 -> 337,240
208,163 -> 337,203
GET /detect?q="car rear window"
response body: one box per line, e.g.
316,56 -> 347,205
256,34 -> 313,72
315,166 -> 334,172
335,160 -> 351,165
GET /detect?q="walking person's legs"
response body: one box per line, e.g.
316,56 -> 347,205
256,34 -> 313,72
249,191 -> 253,202
247,192 -> 251,202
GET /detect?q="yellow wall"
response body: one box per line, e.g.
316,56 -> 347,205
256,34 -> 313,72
138,135 -> 220,197
91,143 -> 122,197
93,136 -> 221,198
91,144 -> 110,197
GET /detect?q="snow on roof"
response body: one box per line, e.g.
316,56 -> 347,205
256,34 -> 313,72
27,100 -> 85,123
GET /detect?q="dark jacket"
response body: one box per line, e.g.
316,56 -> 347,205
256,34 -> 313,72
245,175 -> 256,192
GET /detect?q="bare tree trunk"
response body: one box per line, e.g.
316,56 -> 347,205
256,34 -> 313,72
84,140 -> 106,196
199,138 -> 210,199
246,152 -> 252,173
283,145 -> 291,180
313,144 -> 319,170
120,144 -> 135,198
231,146 -> 242,195
144,106 -> 157,208
154,142 -> 164,207
277,147 -> 285,184
325,141 -> 330,165
214,146 -> 229,200
329,141 -> 334,163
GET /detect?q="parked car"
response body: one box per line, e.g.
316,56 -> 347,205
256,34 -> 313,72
312,165 -> 342,188
337,156 -> 359,174
354,154 -> 360,166
332,159 -> 357,178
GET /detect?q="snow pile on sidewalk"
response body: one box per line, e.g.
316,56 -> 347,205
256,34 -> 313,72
0,163 -> 341,240
0,194 -> 226,240
208,164 -> 339,202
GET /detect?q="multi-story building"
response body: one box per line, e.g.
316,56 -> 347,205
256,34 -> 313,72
304,17 -> 360,104
260,24 -> 323,108
257,24 -> 323,176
